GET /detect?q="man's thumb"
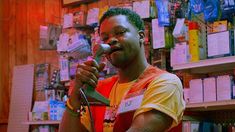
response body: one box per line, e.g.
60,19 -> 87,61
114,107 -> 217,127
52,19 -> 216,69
98,62 -> 106,72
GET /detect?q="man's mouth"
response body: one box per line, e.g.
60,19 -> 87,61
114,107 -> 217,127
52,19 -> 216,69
109,46 -> 122,54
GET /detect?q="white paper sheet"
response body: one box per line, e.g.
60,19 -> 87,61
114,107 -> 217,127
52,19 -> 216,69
170,42 -> 189,66
59,57 -> 70,81
63,13 -> 73,29
133,0 -> 150,19
152,19 -> 165,49
86,8 -> 99,25
207,31 -> 230,57
173,18 -> 185,38
177,42 -> 189,64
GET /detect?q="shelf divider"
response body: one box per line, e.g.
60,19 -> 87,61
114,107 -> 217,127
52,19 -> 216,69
22,120 -> 61,125
186,99 -> 235,111
172,56 -> 235,73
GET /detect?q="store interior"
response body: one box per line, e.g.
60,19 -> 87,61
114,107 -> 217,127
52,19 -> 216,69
1,0 -> 235,131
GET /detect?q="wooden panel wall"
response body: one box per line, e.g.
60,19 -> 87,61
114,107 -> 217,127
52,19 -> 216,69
0,0 -> 10,131
0,0 -> 140,131
0,0 -> 62,131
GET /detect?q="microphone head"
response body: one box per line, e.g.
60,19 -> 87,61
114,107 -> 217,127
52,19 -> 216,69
93,44 -> 111,57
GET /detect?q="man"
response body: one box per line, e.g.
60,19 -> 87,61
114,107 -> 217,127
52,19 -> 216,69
59,7 -> 185,132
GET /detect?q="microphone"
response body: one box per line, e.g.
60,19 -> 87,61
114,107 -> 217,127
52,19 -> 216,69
93,43 -> 111,62
82,44 -> 111,106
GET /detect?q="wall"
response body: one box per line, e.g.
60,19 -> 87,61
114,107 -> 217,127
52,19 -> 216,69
0,0 -> 61,131
0,0 -> 141,131
0,0 -> 10,131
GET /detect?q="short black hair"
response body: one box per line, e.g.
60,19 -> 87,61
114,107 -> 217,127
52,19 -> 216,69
99,7 -> 145,31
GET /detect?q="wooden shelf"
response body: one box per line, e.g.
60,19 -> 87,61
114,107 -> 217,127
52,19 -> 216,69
172,56 -> 235,73
186,100 -> 235,111
22,120 -> 60,125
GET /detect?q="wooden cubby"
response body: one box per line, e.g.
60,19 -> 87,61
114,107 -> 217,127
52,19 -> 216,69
173,56 -> 235,125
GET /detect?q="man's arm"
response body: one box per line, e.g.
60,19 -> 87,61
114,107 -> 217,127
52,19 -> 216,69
59,87 -> 89,132
59,109 -> 88,132
127,110 -> 173,132
59,60 -> 103,132
126,73 -> 185,132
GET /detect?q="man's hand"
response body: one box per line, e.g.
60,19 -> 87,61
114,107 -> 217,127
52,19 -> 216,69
59,59 -> 105,132
70,59 -> 106,108
75,59 -> 104,88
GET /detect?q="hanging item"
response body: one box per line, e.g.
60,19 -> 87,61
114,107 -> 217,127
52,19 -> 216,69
155,0 -> 171,26
220,0 -> 235,20
203,0 -> 220,22
190,0 -> 204,14
39,24 -> 61,50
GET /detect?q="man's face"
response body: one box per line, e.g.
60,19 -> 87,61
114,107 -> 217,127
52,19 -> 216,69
99,15 -> 141,68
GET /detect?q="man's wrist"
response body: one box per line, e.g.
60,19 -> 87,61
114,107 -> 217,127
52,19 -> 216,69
66,98 -> 81,117
70,86 -> 82,108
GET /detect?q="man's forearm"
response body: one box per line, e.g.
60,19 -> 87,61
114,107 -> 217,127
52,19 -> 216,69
126,110 -> 173,132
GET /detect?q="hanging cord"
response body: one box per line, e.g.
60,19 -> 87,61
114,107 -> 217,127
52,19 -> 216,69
79,88 -> 95,132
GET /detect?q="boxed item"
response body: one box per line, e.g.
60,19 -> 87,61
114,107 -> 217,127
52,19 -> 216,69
207,30 -> 234,58
189,79 -> 203,103
216,75 -> 233,101
203,77 -> 216,102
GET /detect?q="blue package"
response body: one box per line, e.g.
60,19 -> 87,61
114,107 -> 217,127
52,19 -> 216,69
204,0 -> 220,22
155,0 -> 171,26
49,100 -> 65,120
187,3 -> 192,20
220,0 -> 235,20
190,0 -> 204,14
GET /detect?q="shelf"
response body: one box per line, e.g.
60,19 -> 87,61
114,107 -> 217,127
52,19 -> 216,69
172,56 -> 235,73
22,120 -> 60,125
186,100 -> 235,111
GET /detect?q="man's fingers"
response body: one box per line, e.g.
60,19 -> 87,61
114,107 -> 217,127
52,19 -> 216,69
77,65 -> 99,78
75,59 -> 106,88
84,60 -> 99,69
76,68 -> 98,87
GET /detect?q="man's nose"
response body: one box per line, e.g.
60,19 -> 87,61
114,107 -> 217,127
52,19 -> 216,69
107,36 -> 118,46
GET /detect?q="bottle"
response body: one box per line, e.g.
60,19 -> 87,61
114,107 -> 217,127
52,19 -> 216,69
188,21 -> 200,62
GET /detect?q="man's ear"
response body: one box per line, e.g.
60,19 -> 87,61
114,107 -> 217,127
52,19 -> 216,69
139,30 -> 145,39
138,30 -> 145,45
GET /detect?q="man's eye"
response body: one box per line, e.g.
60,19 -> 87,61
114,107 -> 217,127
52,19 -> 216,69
115,29 -> 127,36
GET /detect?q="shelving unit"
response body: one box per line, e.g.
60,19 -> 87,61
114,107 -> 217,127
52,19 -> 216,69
172,56 -> 235,74
22,120 -> 60,132
186,100 -> 235,111
22,120 -> 60,125
174,56 -> 235,125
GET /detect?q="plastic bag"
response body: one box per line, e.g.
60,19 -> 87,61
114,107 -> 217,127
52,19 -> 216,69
220,0 -> 235,20
204,0 -> 220,22
155,0 -> 171,26
190,0 -> 204,14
